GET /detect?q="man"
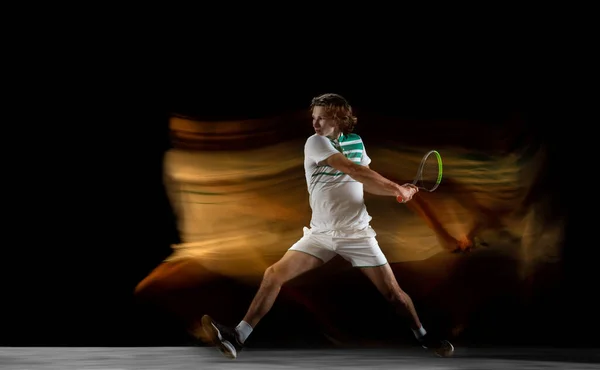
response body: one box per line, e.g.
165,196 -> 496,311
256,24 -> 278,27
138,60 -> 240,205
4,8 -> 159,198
198,93 -> 455,359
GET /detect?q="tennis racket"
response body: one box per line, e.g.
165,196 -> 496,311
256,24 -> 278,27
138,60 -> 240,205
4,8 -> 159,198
397,150 -> 443,203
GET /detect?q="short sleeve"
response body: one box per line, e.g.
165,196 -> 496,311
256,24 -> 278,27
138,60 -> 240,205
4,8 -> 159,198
304,135 -> 340,165
361,143 -> 372,166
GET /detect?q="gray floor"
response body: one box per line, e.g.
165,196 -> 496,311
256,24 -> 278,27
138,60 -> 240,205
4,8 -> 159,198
1,347 -> 599,370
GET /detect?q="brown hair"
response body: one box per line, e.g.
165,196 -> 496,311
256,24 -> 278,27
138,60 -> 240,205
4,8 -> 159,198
310,93 -> 358,135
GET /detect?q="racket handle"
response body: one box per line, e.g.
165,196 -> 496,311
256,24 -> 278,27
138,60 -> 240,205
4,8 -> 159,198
396,195 -> 405,203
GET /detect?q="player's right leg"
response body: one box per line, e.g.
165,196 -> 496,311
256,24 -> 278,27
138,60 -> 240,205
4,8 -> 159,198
200,229 -> 335,359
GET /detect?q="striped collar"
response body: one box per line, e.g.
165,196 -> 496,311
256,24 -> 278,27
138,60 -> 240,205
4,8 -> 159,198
328,134 -> 344,151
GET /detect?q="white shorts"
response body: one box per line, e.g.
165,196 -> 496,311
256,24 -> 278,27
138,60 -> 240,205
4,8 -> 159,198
288,227 -> 388,268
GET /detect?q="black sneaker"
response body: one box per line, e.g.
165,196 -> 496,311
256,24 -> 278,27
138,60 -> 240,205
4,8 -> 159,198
419,334 -> 455,357
200,315 -> 243,359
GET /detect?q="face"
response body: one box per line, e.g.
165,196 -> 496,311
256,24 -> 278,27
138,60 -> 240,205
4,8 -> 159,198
311,106 -> 339,138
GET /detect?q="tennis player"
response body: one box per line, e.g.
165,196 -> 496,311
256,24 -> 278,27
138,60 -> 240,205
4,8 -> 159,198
198,93 -> 454,359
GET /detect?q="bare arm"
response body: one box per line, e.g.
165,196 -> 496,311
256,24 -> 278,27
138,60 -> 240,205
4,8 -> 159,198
324,153 -> 416,200
363,182 -> 397,196
360,165 -> 397,196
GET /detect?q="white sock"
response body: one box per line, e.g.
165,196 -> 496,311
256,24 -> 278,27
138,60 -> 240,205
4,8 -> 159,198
412,325 -> 427,340
235,321 -> 253,344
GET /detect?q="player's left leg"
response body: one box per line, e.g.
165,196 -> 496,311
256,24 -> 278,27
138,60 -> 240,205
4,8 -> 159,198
335,235 -> 454,357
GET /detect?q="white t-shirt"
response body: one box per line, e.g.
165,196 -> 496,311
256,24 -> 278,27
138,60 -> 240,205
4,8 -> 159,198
303,133 -> 374,236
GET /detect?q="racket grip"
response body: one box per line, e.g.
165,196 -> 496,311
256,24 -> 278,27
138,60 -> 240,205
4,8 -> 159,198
396,195 -> 405,203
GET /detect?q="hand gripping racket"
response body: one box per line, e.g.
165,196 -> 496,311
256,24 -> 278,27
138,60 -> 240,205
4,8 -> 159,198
397,150 -> 443,203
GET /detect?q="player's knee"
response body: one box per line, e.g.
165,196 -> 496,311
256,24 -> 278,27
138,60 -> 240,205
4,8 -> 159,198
263,265 -> 285,287
385,288 -> 408,307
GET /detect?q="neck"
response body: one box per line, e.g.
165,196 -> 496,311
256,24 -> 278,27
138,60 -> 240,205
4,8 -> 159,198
326,129 -> 341,141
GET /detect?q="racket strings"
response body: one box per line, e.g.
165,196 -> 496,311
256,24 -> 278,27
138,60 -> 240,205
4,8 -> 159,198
417,155 -> 441,190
